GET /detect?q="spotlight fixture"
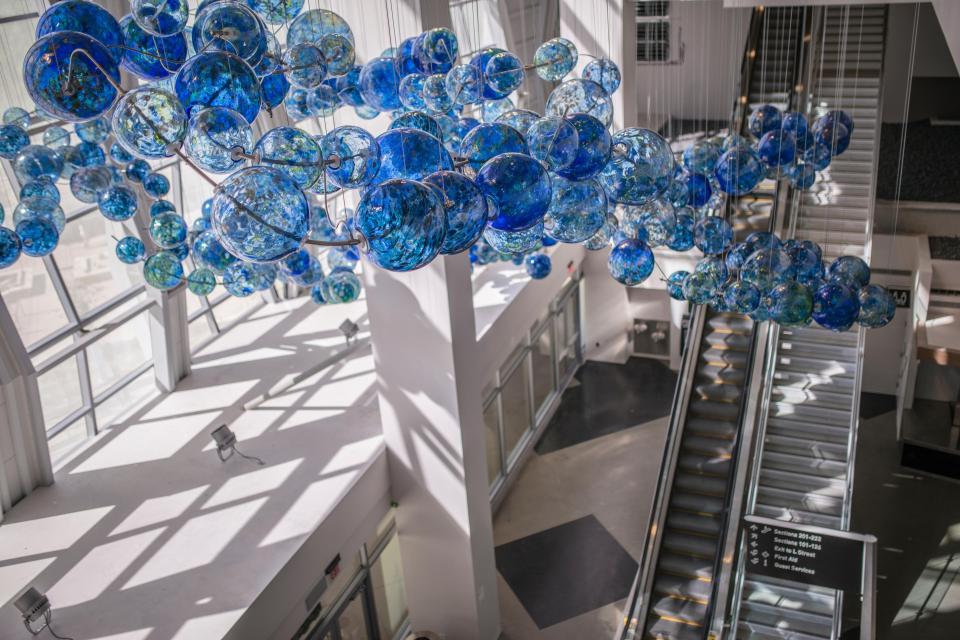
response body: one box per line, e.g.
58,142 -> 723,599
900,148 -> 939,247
339,318 -> 360,346
211,425 -> 264,466
14,587 -> 73,639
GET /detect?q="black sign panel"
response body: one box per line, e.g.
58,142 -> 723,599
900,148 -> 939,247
888,287 -> 910,308
744,519 -> 865,593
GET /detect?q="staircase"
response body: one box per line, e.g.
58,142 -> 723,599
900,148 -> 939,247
734,6 -> 887,639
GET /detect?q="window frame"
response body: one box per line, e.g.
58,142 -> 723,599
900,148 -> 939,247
636,0 -> 671,63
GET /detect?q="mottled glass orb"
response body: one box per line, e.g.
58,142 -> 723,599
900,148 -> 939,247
247,0 -> 305,24
310,282 -> 326,304
460,123 -> 527,174
781,111 -> 808,139
284,88 -> 311,121
184,267 -> 215,296
192,230 -> 237,274
65,141 -> 105,168
723,280 -> 761,313
485,51 -> 524,96
496,110 -> 539,135
322,268 -> 362,303
786,243 -> 822,286
813,112 -> 851,155
787,163 -> 816,190
423,171 -> 487,254
327,246 -> 359,272
112,87 -> 187,159
288,8 -> 353,50
667,211 -> 695,251
21,179 -> 60,204
683,270 -> 719,305
534,38 -> 578,81
359,57 -> 401,112
526,117 -> 579,171
116,236 -> 145,264
96,185 -> 137,221
599,128 -> 674,204
693,216 -> 732,255
222,261 -> 257,297
638,199 -> 677,247
714,146 -> 764,196
320,126 -> 380,189
175,52 -> 261,123
741,247 -> 793,291
261,72 -> 290,109
556,114 -> 611,181
13,197 -> 65,233
70,166 -> 112,203
16,217 -> 59,257
758,131 -> 797,168
390,111 -> 442,139
372,128 -> 453,186
475,153 -> 551,232
748,104 -> 782,138
0,227 -> 21,268
119,16 -> 187,80
43,126 -> 70,149
108,143 -> 132,165
357,179 -> 446,272
151,200 -> 176,217
126,159 -> 150,182
193,2 -> 266,65
24,31 -> 120,121
255,126 -> 323,189
481,97 -> 515,123
393,37 -> 422,77
306,82 -> 340,116
685,173 -> 712,208
14,146 -> 63,184
483,222 -> 544,254
546,79 -> 613,127
420,28 -> 458,67
36,0 -> 124,62
335,66 -> 364,107
767,281 -> 813,326
0,125 -> 30,160
317,33 -> 354,77
132,0 -> 187,36
525,254 -> 551,280
283,43 -> 327,89
143,173 -> 170,198
183,107 -> 253,174
3,108 -> 30,129
279,248 -> 312,277
446,64 -> 482,106
744,231 -> 781,254
585,213 -> 618,250
545,176 -> 606,243
143,252 -> 183,290
811,282 -> 860,332
399,73 -> 428,110
212,166 -> 309,263
74,119 -> 107,144
422,73 -> 454,113
608,238 -> 654,286
582,58 -> 621,94
696,255 -> 729,282
683,140 -> 720,175
858,284 -> 896,328
666,271 -> 688,300
802,140 -> 832,171
828,255 -> 870,289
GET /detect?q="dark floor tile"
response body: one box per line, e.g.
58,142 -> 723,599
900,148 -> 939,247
860,391 -> 898,419
495,515 -> 638,629
535,357 -> 677,454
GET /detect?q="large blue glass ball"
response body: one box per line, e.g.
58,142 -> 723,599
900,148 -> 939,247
98,185 -> 138,221
144,251 -> 183,290
546,79 -> 613,127
70,166 -> 112,203
667,271 -> 689,300
781,111 -> 809,139
222,262 -> 257,297
399,73 -> 428,110
582,58 -> 621,94
254,126 -> 322,189
667,211 -> 695,251
288,9 -> 353,48
391,111 -> 442,139
280,249 -> 312,277
64,141 -> 105,169
483,222 -> 545,254
423,171 -> 487,254
748,104 -> 782,138
320,126 -> 380,189
445,64 -> 482,106
119,15 -> 187,80
802,140 -> 833,171
75,117 -> 109,144
359,57 -> 401,112
16,217 -> 59,257
211,166 -> 310,263
687,173 -> 712,208
858,284 -> 896,328
526,117 -> 579,171
192,230 -> 237,274
0,228 -> 22,268
683,140 -> 721,174
545,176 -> 606,243
758,131 -> 797,167
318,33 -> 355,77
175,52 -> 261,123
149,212 -> 187,248
556,114 -> 611,181
248,0 -> 305,24
476,153 -> 551,232
261,72 -> 291,109
372,128 -> 453,187
741,247 -> 793,291
306,82 -> 340,116
639,200 -> 678,247
22,180 -> 60,204
767,281 -> 813,327
116,236 -> 145,264
14,145 -> 63,184
786,243 -> 823,286
828,255 -> 870,289
145,172 -> 171,198
714,146 -> 764,196
0,125 -> 29,160
420,28 -> 458,67
36,0 -> 124,62
599,128 -> 673,204
460,123 -> 527,174
335,66 -> 364,106
534,38 -> 577,81
284,43 -> 328,89
24,31 -> 120,122
694,217 -> 733,255
187,268 -> 217,296
284,88 -> 311,121
696,255 -> 729,283
608,238 -> 654,286
3,108 -> 29,129
788,163 -> 817,189
357,179 -> 446,272
496,110 -> 539,136
322,268 -> 362,303
482,97 -> 515,123
811,282 -> 860,331
193,2 -> 266,65
525,254 -> 552,280
183,107 -> 253,174
682,270 -> 719,305
112,87 -> 187,159
813,112 -> 852,155
132,0 -> 188,36
13,197 -> 65,233
723,281 -> 761,313
485,52 -> 524,97
422,73 -> 454,113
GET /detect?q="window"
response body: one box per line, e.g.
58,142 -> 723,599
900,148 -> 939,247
636,1 -> 670,62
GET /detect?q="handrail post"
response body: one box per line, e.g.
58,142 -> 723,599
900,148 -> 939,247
861,535 -> 877,640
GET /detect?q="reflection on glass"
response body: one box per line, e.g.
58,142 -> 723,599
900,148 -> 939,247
335,593 -> 370,640
500,357 -> 532,463
531,326 -> 555,415
370,535 -> 408,638
2,254 -> 70,349
87,312 -> 151,395
37,356 -> 83,429
558,287 -> 580,381
48,418 -> 86,471
96,368 -> 158,429
484,398 -> 502,486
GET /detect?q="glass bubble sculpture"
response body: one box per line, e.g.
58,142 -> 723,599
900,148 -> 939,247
119,15 -> 187,80
116,236 -> 145,264
534,38 -> 577,81
608,238 -> 654,286
460,123 -> 527,174
36,0 -> 125,63
183,107 -> 253,174
423,171 -> 488,254
526,117 -> 579,171
757,131 -> 797,167
767,281 -> 813,327
857,284 -> 896,328
284,43 -> 328,89
748,104 -> 782,138
132,0 -> 188,36
175,52 -> 261,123
811,282 -> 860,332
372,128 -> 453,187
358,57 -> 401,112
828,255 -> 870,289
112,87 -> 187,159
356,179 -> 447,272
254,126 -> 322,189
546,79 -> 613,127
714,146 -> 764,196
193,2 -> 266,65
475,153 -> 552,232
582,58 -> 621,94
525,253 -> 551,280
683,270 -> 719,305
599,128 -> 673,205
724,281 -> 761,313
320,126 -> 380,189
557,114 -> 611,181
741,247 -> 793,291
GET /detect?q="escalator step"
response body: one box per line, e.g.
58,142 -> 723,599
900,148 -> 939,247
659,551 -> 715,581
666,509 -> 722,537
682,435 -> 735,458
678,452 -> 732,477
742,579 -> 835,617
687,399 -> 740,421
651,593 -> 709,626
646,616 -> 706,640
686,417 -> 737,440
671,491 -> 724,515
739,600 -> 833,638
653,573 -> 713,602
674,472 -> 728,497
736,619 -> 829,640
693,381 -> 744,403
662,531 -> 719,559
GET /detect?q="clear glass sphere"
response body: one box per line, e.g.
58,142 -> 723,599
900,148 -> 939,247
399,73 -> 428,110
599,127 -> 674,204
741,247 -> 793,291
112,87 -> 187,159
582,58 -> 621,94
70,166 -> 112,203
483,221 -> 545,254
460,123 -> 527,175
319,33 -> 355,77
119,15 -> 187,80
526,117 -> 579,171
724,280 -> 761,313
390,111 -> 442,139
183,107 -> 253,174
534,38 -> 577,81
321,268 -> 362,303
320,126 -> 380,189
485,51 -> 524,96
288,9 -> 353,48
857,284 -> 896,328
284,43 -> 328,89
193,2 -> 266,65
446,64 -> 481,106
546,79 -> 613,127
254,126 -> 323,189
14,145 -> 63,184
13,197 -> 65,233
544,176 -> 606,243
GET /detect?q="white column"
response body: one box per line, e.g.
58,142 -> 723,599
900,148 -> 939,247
363,253 -> 500,640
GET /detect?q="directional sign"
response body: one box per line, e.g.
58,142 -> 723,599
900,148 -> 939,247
744,517 -> 866,593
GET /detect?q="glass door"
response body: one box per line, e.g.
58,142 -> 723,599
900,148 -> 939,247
321,590 -> 374,640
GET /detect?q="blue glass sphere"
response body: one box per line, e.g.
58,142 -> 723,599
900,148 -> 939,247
399,73 -> 428,110
211,166 -> 310,263
723,280 -> 761,313
828,255 -> 870,289
318,33 -> 355,77
460,123 -> 527,174
327,246 -> 359,273
485,51 -> 524,96
694,217 -> 733,255
280,249 -> 312,277
481,97 -> 515,123
0,125 -> 29,160
306,82 -> 340,116
310,282 -> 326,304
683,271 -> 719,305
687,173 -> 712,208
191,231 -> 235,274
422,74 -> 454,113
260,72 -> 290,109
22,179 -> 60,204
446,64 -> 482,106
175,52 -> 261,123
556,114 -> 611,181
483,222 -> 545,254
132,0 -> 188,36
151,200 -> 176,217
335,66 -> 364,106
371,128 -> 453,186
14,146 -> 63,184
36,0 -> 124,62
546,79 -> 613,127
811,282 -> 860,332
767,281 -> 813,326
357,179 -> 446,272
390,111 -> 442,139
126,159 -> 150,182
16,217 -> 59,257
112,87 -> 187,159
582,58 -> 621,94
255,126 -> 322,189
24,31 -> 120,121
496,110 -> 539,136
608,238 -> 654,286
116,236 -> 146,264
534,38 -> 577,81
322,268 -> 362,303
187,267 -> 216,296
12,197 -> 65,233
288,9 -> 353,49
144,171 -> 171,198
781,111 -> 809,139
714,146 -> 764,196
683,140 -> 720,174
758,131 -> 797,167
98,185 -> 138,221
70,166 -> 112,203
183,107 -> 253,174
248,0 -> 305,24
320,126 -> 380,189
696,255 -> 729,282
475,153 -> 551,232
420,28 -> 458,67
786,243 -> 823,286
42,126 -> 70,148
423,171 -> 487,254
667,211 -> 695,251
748,104 -> 782,138
143,251 -> 183,290
788,163 -> 817,189
813,112 -> 852,155
527,117 -> 579,171
358,57 -> 401,112
109,142 -> 133,164
284,43 -> 328,89
638,200 -> 677,247
0,228 -> 21,268
525,253 -> 551,280
667,271 -> 689,300
545,176 -> 606,243
64,141 -> 105,168
119,15 -> 187,80
284,88 -> 311,121
193,2 -> 266,65
858,284 -> 896,328
585,213 -> 618,250
741,247 -> 793,291
3,108 -> 29,130
222,262 -> 257,297
600,128 -> 674,205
